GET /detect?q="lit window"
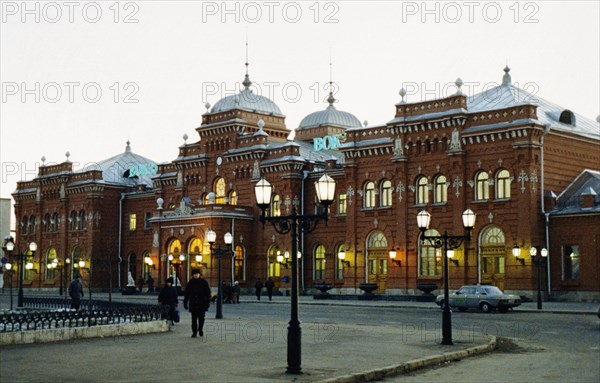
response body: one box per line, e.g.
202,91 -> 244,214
365,182 -> 376,208
338,193 -> 347,215
475,172 -> 489,201
417,177 -> 429,205
129,214 -> 137,231
381,180 -> 392,207
336,244 -> 345,280
315,245 -> 326,280
419,229 -> 442,276
229,191 -> 237,205
496,170 -> 511,199
562,245 -> 580,280
434,175 -> 447,203
215,178 -> 226,204
234,245 -> 244,281
271,194 -> 281,217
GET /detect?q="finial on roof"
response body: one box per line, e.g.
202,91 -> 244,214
327,58 -> 336,107
125,140 -> 131,153
399,87 -> 407,103
502,65 -> 511,85
205,102 -> 211,112
242,33 -> 252,90
257,118 -> 265,130
41,156 -> 46,165
363,120 -> 368,127
455,78 -> 464,95
65,151 -> 71,162
183,133 -> 188,144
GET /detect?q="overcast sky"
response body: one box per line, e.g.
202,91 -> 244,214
1,1 -> 599,223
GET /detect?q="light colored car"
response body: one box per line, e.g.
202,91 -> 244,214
436,285 -> 522,313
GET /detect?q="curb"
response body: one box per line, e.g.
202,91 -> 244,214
0,320 -> 169,346
317,336 -> 497,383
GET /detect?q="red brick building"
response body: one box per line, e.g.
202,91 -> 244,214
6,67 -> 600,301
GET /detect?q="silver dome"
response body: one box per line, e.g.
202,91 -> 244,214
298,102 -> 361,130
211,74 -> 282,116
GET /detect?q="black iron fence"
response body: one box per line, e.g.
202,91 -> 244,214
0,297 -> 165,333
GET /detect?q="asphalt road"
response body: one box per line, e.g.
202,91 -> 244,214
226,302 -> 600,382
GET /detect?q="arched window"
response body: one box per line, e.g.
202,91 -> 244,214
234,245 -> 244,282
271,194 -> 281,217
268,245 -> 281,278
381,180 -> 392,207
29,215 -> 36,234
416,176 -> 429,205
434,175 -> 447,204
214,178 -> 226,204
314,245 -> 326,280
21,216 -> 28,234
189,238 -> 204,270
365,181 -> 376,208
70,211 -> 77,231
44,214 -> 51,233
46,248 -> 58,280
475,171 -> 489,201
480,225 -> 506,277
419,229 -> 442,276
52,213 -> 59,232
496,169 -> 511,199
229,191 -> 238,205
78,210 -> 86,230
336,243 -> 346,280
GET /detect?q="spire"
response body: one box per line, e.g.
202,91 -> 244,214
502,65 -> 512,86
125,140 -> 131,153
327,57 -> 336,108
242,32 -> 252,90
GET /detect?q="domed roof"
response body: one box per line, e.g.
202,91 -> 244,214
298,93 -> 361,130
211,74 -> 283,116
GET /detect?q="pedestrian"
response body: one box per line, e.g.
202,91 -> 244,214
68,274 -> 84,310
158,277 -> 178,325
255,278 -> 263,300
224,282 -> 233,304
265,277 -> 275,301
232,281 -> 240,304
147,274 -> 154,293
183,268 -> 211,338
137,275 -> 144,292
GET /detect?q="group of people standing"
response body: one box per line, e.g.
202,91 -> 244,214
254,277 -> 276,301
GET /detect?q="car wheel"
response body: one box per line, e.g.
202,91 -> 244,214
480,302 -> 492,313
458,307 -> 468,312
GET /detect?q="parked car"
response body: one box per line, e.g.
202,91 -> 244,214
436,285 -> 522,313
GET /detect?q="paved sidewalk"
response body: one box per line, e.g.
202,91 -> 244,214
0,291 -> 596,383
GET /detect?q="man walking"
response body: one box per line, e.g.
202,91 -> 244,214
68,274 -> 84,310
265,277 -> 275,301
254,278 -> 263,300
183,269 -> 211,338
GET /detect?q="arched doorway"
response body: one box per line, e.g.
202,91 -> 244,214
479,225 -> 506,290
366,231 -> 389,292
267,244 -> 282,287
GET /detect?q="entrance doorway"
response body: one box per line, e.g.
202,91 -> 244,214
479,225 -> 506,290
366,231 -> 389,292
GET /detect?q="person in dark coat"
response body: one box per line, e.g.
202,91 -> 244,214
184,269 -> 211,337
223,282 -> 233,304
265,277 -> 275,301
232,281 -> 240,304
68,275 -> 84,310
158,277 -> 178,325
146,274 -> 154,293
254,278 -> 263,300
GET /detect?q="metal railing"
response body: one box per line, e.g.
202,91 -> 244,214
0,297 -> 165,333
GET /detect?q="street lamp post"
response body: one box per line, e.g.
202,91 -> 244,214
530,246 -> 548,310
206,230 -> 232,320
255,174 -> 336,375
417,209 -> 476,346
5,263 -> 13,310
3,237 -> 38,308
